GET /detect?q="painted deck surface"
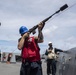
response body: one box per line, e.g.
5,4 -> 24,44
0,60 -> 47,75
0,47 -> 76,75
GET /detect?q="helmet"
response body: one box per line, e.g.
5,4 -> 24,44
19,26 -> 28,35
48,41 -> 52,44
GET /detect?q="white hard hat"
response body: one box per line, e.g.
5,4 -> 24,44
48,41 -> 52,44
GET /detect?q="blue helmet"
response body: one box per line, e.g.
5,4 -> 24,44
19,26 -> 28,35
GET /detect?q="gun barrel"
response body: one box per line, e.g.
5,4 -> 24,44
0,22 -> 1,26
43,4 -> 68,23
29,25 -> 38,33
60,4 -> 68,11
29,4 -> 68,34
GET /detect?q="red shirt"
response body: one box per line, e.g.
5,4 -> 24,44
21,37 -> 41,62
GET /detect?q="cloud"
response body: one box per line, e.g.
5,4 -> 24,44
63,36 -> 76,50
65,36 -> 76,44
43,25 -> 58,37
0,0 -> 76,53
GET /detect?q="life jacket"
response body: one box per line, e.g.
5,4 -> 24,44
21,36 -> 40,61
47,48 -> 57,59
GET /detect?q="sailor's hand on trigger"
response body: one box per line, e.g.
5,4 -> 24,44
38,22 -> 45,30
38,22 -> 43,28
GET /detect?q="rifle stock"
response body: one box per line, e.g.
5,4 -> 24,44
29,4 -> 68,34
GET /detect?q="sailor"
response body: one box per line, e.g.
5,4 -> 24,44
18,22 -> 45,75
6,53 -> 12,64
45,42 -> 64,75
2,52 -> 6,62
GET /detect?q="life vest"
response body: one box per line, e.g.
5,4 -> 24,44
47,48 -> 57,59
21,37 -> 40,61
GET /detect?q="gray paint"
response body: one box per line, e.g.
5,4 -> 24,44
56,47 -> 76,75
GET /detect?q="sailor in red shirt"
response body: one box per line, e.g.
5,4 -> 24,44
18,22 -> 45,75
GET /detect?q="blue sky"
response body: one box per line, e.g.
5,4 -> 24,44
0,0 -> 76,54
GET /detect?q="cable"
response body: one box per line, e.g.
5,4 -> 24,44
68,2 -> 76,9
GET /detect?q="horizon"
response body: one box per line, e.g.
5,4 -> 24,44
0,0 -> 76,54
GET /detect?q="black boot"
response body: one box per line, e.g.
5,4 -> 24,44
47,73 -> 50,75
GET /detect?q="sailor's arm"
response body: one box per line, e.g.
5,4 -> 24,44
17,32 -> 29,50
34,22 -> 45,43
55,48 -> 64,52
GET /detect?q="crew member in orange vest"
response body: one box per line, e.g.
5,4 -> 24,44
18,22 -> 45,75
